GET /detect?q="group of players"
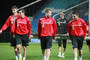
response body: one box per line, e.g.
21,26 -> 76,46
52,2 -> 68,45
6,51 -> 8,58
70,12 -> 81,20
0,5 -> 90,60
56,12 -> 90,60
0,5 -> 31,60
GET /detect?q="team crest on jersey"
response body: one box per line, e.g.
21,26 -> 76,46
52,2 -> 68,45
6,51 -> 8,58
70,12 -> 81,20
49,20 -> 53,24
10,16 -> 17,24
79,22 -> 82,26
42,24 -> 45,27
41,19 -> 53,28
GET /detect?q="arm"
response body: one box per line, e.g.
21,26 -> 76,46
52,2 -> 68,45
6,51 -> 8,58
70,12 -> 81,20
0,16 -> 10,32
27,18 -> 31,38
81,19 -> 87,38
68,22 -> 71,38
38,20 -> 41,38
53,19 -> 57,39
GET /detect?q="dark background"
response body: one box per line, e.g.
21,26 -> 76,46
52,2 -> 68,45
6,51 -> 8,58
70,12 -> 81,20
0,0 -> 50,26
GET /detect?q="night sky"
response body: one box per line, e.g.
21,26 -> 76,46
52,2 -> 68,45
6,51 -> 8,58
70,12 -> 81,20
0,0 -> 49,26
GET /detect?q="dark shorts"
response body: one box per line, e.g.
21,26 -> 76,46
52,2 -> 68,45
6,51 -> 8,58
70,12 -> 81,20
40,36 -> 53,49
57,35 -> 67,48
57,39 -> 67,48
71,36 -> 84,50
10,34 -> 16,47
86,40 -> 90,45
16,34 -> 29,46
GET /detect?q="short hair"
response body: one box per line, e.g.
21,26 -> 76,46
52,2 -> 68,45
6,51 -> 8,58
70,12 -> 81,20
11,5 -> 18,9
72,11 -> 79,16
19,9 -> 25,14
45,9 -> 52,13
60,12 -> 64,15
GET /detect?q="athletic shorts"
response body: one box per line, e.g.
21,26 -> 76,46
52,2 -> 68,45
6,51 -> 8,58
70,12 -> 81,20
16,34 -> 29,46
86,40 -> 90,45
57,39 -> 67,48
40,36 -> 53,49
10,33 -> 16,47
57,35 -> 67,48
71,36 -> 84,50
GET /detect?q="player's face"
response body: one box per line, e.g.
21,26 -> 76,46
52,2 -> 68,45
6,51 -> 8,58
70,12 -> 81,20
60,13 -> 64,18
12,8 -> 17,14
45,11 -> 52,18
19,11 -> 25,18
72,14 -> 78,20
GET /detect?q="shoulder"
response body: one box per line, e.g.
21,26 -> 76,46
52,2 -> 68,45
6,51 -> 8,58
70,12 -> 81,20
25,16 -> 30,20
6,15 -> 14,21
39,17 -> 46,23
78,18 -> 85,23
9,15 -> 13,18
50,17 -> 56,22
39,17 -> 45,21
79,18 -> 84,21
50,17 -> 55,20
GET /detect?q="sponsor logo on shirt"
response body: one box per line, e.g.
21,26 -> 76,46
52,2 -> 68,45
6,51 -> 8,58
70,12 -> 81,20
17,20 -> 27,27
72,22 -> 82,29
40,19 -> 53,28
41,20 -> 53,24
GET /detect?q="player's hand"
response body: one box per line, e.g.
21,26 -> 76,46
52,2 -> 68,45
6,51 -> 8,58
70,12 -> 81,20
84,37 -> 86,40
29,37 -> 31,42
13,34 -> 15,38
54,37 -> 56,40
66,33 -> 69,36
29,37 -> 31,39
0,30 -> 2,34
84,35 -> 87,40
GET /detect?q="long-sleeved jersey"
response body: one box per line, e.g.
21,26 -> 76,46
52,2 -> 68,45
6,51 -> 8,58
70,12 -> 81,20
56,18 -> 68,34
0,14 -> 19,34
38,16 -> 57,38
68,18 -> 87,37
15,16 -> 31,37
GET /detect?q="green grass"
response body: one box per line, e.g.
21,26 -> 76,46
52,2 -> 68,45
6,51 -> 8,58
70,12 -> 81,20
0,43 -> 90,60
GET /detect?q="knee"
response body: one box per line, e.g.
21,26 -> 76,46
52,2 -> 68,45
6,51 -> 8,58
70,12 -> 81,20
14,47 -> 17,51
16,45 -> 21,50
23,46 -> 26,51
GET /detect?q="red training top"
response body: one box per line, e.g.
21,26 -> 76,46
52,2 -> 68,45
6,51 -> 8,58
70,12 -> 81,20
68,18 -> 87,37
0,14 -> 19,34
15,16 -> 31,37
38,16 -> 57,38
